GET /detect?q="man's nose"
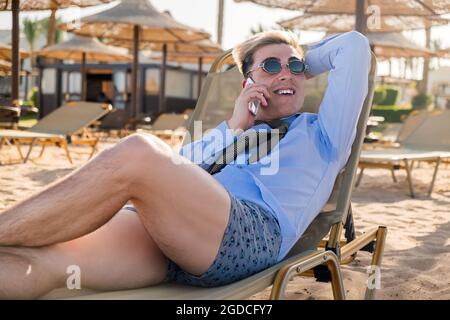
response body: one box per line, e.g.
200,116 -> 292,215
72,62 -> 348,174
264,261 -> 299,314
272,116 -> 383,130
277,64 -> 292,80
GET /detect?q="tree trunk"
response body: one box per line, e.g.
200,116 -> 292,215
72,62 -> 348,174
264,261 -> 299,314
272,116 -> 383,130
47,9 -> 57,47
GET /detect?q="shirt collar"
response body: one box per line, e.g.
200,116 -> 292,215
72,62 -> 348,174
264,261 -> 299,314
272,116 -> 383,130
280,112 -> 301,127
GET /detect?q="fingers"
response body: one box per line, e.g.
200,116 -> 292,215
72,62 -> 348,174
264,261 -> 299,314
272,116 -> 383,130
229,84 -> 270,131
243,85 -> 270,107
247,91 -> 267,107
245,84 -> 271,99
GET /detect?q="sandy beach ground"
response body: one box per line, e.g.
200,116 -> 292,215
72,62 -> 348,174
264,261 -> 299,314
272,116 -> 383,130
1,138 -> 449,300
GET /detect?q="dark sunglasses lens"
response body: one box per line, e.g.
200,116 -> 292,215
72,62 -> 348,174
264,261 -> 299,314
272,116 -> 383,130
288,59 -> 306,74
263,59 -> 281,74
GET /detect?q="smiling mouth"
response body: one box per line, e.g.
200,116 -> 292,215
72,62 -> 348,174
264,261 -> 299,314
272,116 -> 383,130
273,88 -> 295,95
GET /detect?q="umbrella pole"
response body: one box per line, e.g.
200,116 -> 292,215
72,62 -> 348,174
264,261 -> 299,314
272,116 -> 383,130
420,27 -> 431,94
24,70 -> 29,102
66,70 -> 70,102
355,0 -> 367,34
12,0 -> 20,107
81,52 -> 87,101
197,56 -> 203,98
388,58 -> 392,77
217,0 -> 225,46
159,43 -> 167,114
132,24 -> 140,123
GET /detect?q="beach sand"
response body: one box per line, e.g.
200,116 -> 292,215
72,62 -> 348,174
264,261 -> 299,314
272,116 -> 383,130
1,139 -> 449,300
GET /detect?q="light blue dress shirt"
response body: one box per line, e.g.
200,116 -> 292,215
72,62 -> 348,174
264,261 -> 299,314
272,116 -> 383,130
180,31 -> 371,262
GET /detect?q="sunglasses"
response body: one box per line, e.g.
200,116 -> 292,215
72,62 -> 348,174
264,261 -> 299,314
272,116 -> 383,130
246,57 -> 308,77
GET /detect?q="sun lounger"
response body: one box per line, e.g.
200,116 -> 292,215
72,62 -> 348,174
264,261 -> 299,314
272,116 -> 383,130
364,110 -> 430,147
94,109 -> 133,139
0,105 -> 20,129
43,50 -> 386,300
358,109 -> 450,197
138,113 -> 190,144
0,101 -> 112,164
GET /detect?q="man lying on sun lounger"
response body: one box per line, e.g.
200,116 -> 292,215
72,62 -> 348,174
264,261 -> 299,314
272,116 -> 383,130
0,30 -> 371,299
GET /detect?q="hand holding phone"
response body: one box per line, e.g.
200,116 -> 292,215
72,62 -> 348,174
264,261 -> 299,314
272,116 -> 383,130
245,77 -> 259,116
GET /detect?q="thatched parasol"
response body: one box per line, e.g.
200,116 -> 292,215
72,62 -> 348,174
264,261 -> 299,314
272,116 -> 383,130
37,35 -> 131,62
151,52 -> 220,64
0,58 -> 11,70
436,48 -> 450,59
235,0 -> 450,15
0,0 -> 115,107
307,31 -> 433,78
0,0 -> 113,10
108,36 -> 222,99
106,37 -> 222,54
257,0 -> 450,91
60,0 -> 210,119
0,41 -> 29,60
60,1 -> 210,43
236,0 -> 450,33
365,32 -> 435,58
310,31 -> 433,60
37,35 -> 132,100
151,50 -> 223,98
279,14 -> 450,33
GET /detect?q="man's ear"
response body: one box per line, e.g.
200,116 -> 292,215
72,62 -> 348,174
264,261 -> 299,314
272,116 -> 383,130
241,78 -> 247,88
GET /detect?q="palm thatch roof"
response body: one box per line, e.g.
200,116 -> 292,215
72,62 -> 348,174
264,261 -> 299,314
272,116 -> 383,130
60,0 -> 210,43
0,42 -> 29,60
107,38 -> 222,54
150,52 -> 221,64
0,58 -> 11,70
365,32 -> 434,58
235,0 -> 450,16
279,14 -> 450,33
36,35 -> 132,62
436,48 -> 450,58
0,0 -> 114,10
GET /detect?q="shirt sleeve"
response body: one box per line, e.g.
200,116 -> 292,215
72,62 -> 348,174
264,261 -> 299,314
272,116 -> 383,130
179,120 -> 239,170
305,31 -> 371,164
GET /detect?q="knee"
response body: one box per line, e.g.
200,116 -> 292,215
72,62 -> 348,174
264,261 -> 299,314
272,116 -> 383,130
118,133 -> 173,161
104,133 -> 173,175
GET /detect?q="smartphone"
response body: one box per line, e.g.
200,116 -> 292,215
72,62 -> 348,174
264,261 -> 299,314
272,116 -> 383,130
245,77 -> 259,116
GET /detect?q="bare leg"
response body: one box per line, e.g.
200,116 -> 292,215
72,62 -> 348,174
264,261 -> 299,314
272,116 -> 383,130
0,133 -> 231,276
0,209 -> 168,299
0,138 -> 134,247
0,246 -> 61,299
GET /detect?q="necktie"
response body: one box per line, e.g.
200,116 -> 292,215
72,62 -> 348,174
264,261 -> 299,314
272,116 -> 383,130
206,119 -> 289,175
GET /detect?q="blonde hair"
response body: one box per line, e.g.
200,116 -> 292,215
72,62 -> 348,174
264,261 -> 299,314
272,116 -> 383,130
232,30 -> 304,76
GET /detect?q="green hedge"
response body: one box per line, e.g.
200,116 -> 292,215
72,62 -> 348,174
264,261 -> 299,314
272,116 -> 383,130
371,105 -> 413,123
27,87 -> 39,108
374,85 -> 401,106
382,88 -> 400,105
411,94 -> 432,110
372,89 -> 387,105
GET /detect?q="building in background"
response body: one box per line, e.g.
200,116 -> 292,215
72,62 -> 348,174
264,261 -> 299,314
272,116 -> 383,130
428,66 -> 450,109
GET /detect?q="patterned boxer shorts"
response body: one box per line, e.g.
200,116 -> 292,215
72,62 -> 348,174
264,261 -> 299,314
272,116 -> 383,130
163,192 -> 282,287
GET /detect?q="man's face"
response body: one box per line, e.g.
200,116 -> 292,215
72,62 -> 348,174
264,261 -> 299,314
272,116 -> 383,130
245,43 -> 306,120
